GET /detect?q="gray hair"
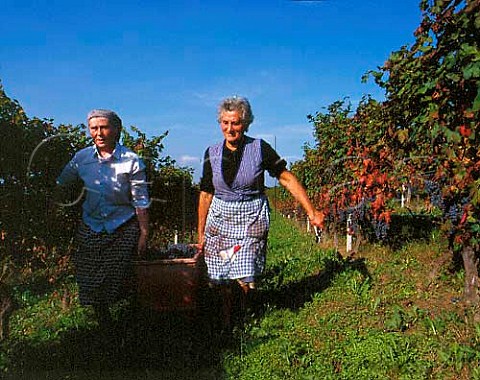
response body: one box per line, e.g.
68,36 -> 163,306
87,109 -> 122,142
217,96 -> 254,130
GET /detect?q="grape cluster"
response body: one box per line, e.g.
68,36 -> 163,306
335,199 -> 376,238
446,204 -> 460,223
424,180 -> 444,209
346,201 -> 368,235
333,197 -> 391,241
444,196 -> 470,236
146,244 -> 197,260
372,219 -> 389,241
338,209 -> 347,224
167,244 -> 198,258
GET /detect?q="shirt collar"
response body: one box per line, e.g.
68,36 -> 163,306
93,143 -> 121,160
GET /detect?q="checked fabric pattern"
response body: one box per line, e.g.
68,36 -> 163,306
204,195 -> 270,281
74,217 -> 139,306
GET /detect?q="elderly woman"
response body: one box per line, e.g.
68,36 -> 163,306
57,109 -> 149,326
198,96 -> 323,332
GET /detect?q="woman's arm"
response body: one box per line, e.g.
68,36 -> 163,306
197,191 -> 213,246
278,170 -> 324,227
136,207 -> 149,256
131,156 -> 150,256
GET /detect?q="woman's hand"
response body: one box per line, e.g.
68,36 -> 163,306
192,242 -> 204,259
135,207 -> 149,257
137,232 -> 147,257
308,210 -> 325,228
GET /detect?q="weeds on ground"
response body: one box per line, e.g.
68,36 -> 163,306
224,211 -> 480,379
2,211 -> 480,379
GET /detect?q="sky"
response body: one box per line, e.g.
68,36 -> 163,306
1,0 -> 423,185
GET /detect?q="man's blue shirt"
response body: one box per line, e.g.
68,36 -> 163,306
57,144 -> 150,233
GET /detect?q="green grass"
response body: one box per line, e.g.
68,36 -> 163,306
2,210 -> 480,379
223,211 -> 480,379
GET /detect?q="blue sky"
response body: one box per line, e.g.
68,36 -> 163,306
1,0 -> 422,184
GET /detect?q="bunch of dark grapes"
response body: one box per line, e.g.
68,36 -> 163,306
147,244 -> 197,260
166,244 -> 197,258
346,200 -> 368,235
445,196 -> 470,236
424,180 -> 444,209
372,219 -> 389,241
446,204 -> 460,223
445,203 -> 460,237
337,209 -> 347,224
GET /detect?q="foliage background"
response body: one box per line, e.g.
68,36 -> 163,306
0,84 -> 197,295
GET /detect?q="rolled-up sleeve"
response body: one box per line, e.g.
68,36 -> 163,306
130,157 -> 150,208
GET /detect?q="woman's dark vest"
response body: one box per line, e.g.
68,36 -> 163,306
209,136 -> 265,202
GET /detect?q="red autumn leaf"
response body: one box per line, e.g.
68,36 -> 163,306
459,125 -> 472,138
